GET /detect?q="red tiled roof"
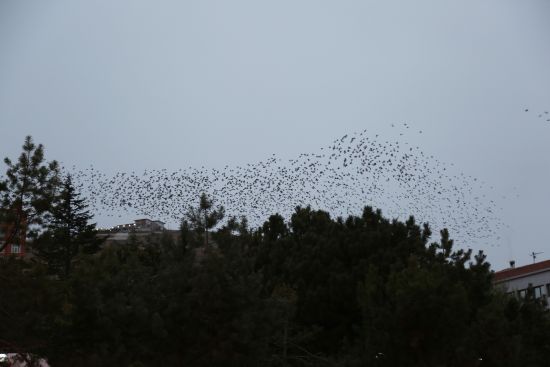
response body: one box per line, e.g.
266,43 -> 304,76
494,259 -> 550,283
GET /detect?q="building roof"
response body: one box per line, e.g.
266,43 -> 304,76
494,259 -> 550,283
134,218 -> 165,225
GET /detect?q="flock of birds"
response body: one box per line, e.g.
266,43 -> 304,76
68,121 -> 521,250
525,108 -> 550,122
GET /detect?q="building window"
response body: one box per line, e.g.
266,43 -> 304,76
517,286 -> 544,300
11,244 -> 21,254
534,286 -> 544,299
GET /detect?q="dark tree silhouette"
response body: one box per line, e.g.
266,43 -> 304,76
185,193 -> 225,247
33,175 -> 102,278
0,136 -> 60,252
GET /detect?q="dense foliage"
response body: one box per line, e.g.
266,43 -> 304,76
33,175 -> 103,278
0,136 -> 60,252
2,137 -> 550,366
2,206 -> 550,366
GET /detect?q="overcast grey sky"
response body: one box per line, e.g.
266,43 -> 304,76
1,0 -> 549,269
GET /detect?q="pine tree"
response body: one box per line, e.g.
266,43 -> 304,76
185,193 -> 224,247
34,175 -> 102,278
0,136 -> 60,252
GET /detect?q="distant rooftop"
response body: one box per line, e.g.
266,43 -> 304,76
98,218 -> 166,232
135,218 -> 165,223
494,260 -> 550,283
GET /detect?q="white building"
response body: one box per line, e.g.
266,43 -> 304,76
110,218 -> 165,233
494,260 -> 550,301
134,218 -> 165,232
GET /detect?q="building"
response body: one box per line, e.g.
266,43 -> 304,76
110,218 -> 166,233
494,260 -> 550,301
96,218 -> 175,246
0,214 -> 27,257
134,218 -> 165,232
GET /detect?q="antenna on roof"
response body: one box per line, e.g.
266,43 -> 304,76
530,251 -> 543,264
